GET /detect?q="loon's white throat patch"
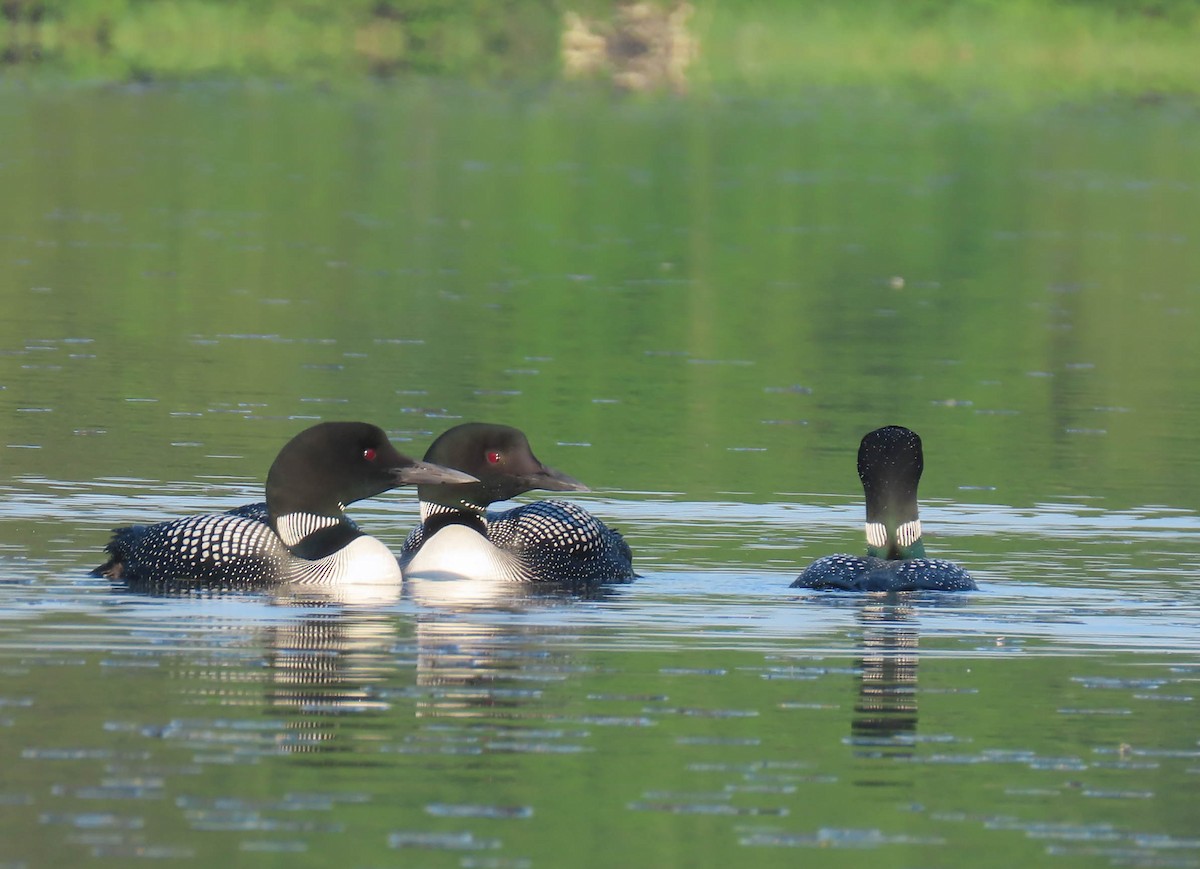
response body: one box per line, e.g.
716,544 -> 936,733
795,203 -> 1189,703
420,500 -> 488,524
865,522 -> 887,549
896,520 -> 922,548
276,512 -> 342,548
864,520 -> 922,550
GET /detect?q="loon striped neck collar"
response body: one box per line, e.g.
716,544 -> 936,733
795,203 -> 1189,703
420,499 -> 488,524
864,518 -> 925,559
857,425 -> 928,560
274,509 -> 363,560
417,499 -> 491,540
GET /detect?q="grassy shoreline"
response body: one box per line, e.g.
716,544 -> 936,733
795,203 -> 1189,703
3,0 -> 1199,99
696,2 -> 1200,99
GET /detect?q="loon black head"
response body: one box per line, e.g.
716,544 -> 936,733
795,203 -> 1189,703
857,425 -> 927,560
416,422 -> 588,513
264,422 -> 476,522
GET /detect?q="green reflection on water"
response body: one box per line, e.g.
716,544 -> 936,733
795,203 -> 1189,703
1,83 -> 1197,513
1,600 -> 1198,868
2,79 -> 1200,869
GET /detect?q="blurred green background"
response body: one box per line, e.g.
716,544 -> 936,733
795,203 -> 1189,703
3,0 -> 1200,97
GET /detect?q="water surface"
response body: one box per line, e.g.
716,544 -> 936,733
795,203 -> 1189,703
1,82 -> 1199,867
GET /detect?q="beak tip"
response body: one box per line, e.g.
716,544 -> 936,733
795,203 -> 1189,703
537,467 -> 589,493
399,460 -> 478,486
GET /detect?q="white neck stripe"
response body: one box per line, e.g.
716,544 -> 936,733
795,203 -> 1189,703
864,520 -> 922,549
897,519 -> 922,548
421,500 -> 487,524
865,522 -> 887,549
276,512 -> 341,548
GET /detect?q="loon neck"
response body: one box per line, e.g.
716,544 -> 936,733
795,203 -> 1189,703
857,425 -> 927,561
273,510 -> 363,560
860,463 -> 923,559
864,519 -> 926,560
420,500 -> 488,536
420,495 -> 489,520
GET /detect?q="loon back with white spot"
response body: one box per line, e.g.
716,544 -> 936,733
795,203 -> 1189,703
98,510 -> 401,589
100,513 -> 288,589
793,553 -> 973,592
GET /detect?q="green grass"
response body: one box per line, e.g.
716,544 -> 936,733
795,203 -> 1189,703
691,0 -> 1200,99
3,0 -> 1200,99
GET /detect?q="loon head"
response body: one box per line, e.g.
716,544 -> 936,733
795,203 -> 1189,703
416,422 -> 588,512
857,425 -> 927,560
264,421 -> 476,521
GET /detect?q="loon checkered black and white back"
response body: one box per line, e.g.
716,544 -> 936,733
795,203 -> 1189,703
92,422 -> 475,590
791,425 -> 975,592
399,423 -> 635,585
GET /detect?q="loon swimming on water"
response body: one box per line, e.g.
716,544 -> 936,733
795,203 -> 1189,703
791,425 -> 975,592
92,422 -> 475,590
398,422 -> 635,585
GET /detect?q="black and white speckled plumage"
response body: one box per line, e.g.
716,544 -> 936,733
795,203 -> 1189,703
97,509 -> 394,591
398,422 -> 635,586
791,425 -> 975,593
792,554 -> 973,592
101,512 -> 287,588
92,422 -> 474,590
401,498 -> 635,585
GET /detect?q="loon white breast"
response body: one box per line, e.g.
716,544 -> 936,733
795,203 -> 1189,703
402,522 -> 525,583
92,421 -> 474,591
397,422 -> 635,586
792,425 -> 974,593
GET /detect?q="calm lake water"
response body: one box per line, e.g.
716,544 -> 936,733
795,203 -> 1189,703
2,81 -> 1200,867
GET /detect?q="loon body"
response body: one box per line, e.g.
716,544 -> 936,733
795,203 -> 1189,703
398,423 -> 634,585
93,422 -> 474,590
792,425 -> 974,593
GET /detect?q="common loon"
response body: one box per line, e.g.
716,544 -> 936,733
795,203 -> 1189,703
791,425 -> 975,592
398,422 -> 635,585
93,422 -> 475,590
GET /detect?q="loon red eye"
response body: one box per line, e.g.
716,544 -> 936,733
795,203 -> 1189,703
486,450 -> 501,465
362,448 -> 377,462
